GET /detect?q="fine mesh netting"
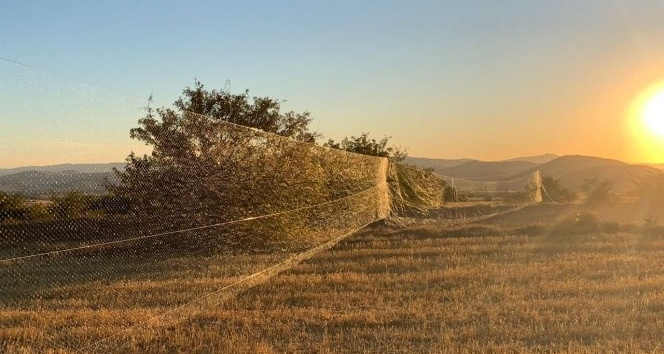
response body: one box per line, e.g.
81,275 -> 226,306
0,59 -> 390,352
410,171 -> 544,226
439,171 -> 542,204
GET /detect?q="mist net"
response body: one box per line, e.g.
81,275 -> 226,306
0,58 -> 389,352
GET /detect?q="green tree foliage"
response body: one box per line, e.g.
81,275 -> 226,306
324,133 -> 406,162
109,81 -> 389,248
0,191 -> 52,223
581,177 -> 615,205
27,203 -> 51,221
89,195 -> 132,215
541,176 -> 577,203
110,81 -> 322,219
0,191 -> 29,223
48,192 -> 95,219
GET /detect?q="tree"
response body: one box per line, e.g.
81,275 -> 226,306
48,192 -> 94,219
110,81 -> 326,227
324,133 -> 406,162
89,194 -> 132,215
581,177 -> 615,204
541,176 -> 576,203
130,80 -> 319,151
0,191 -> 29,223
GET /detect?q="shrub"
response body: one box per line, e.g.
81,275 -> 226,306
541,176 -> 576,203
48,192 -> 95,219
581,177 -> 615,205
550,212 -> 601,235
0,191 -> 30,223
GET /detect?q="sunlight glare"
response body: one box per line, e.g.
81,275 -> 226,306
643,91 -> 664,137
627,81 -> 664,163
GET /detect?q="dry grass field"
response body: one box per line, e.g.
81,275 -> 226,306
0,250 -> 297,353
3,203 -> 664,353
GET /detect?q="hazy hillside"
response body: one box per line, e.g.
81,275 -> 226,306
403,157 -> 472,171
504,153 -> 558,164
519,155 -> 662,193
0,163 -> 125,177
405,155 -> 553,179
0,170 -> 118,196
437,160 -> 538,180
406,154 -> 662,194
534,155 -> 624,176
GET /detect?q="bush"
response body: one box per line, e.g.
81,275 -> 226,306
48,192 -> 95,219
581,177 -> 615,205
550,212 -> 601,235
90,195 -> 132,215
549,212 -> 623,236
541,176 -> 576,203
0,191 -> 30,223
27,203 -> 51,221
639,217 -> 664,238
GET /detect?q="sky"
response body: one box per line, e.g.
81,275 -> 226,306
2,0 -> 664,168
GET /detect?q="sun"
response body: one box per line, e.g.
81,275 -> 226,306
626,81 -> 664,163
643,90 -> 664,137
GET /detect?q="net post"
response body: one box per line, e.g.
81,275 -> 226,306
376,157 -> 391,219
533,169 -> 543,203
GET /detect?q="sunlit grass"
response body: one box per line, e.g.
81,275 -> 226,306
3,204 -> 664,352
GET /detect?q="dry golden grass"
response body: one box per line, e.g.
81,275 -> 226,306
0,251 -> 295,353
4,203 -> 664,353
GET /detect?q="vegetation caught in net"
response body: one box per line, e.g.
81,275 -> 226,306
0,75 -> 394,352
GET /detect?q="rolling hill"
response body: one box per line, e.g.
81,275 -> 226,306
0,163 -> 125,177
0,164 -> 123,196
405,154 -> 557,180
437,160 -> 538,180
519,155 -> 661,193
505,153 -> 559,164
403,157 -> 472,171
406,154 -> 662,193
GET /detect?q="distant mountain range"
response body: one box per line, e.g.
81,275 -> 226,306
406,154 -> 662,193
404,154 -> 559,180
0,163 -> 125,197
401,157 -> 473,171
1,155 -> 661,197
404,153 -> 559,174
432,160 -> 539,180
0,163 -> 126,177
504,153 -> 560,164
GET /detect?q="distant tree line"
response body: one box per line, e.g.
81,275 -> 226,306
0,191 -> 130,224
